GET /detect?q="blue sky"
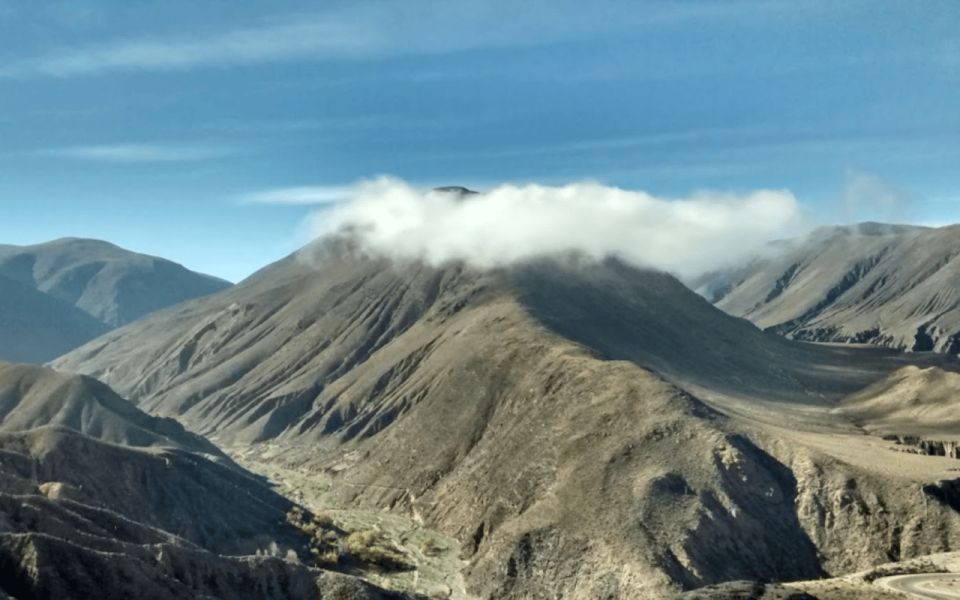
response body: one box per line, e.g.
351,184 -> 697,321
0,1 -> 957,281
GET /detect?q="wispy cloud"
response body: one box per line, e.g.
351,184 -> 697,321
205,113 -> 466,136
839,169 -> 912,223
36,143 -> 235,163
4,19 -> 379,77
1,1 -> 820,78
415,125 -> 778,164
242,185 -> 356,205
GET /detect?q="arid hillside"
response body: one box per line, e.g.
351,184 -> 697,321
0,363 -> 419,600
0,238 -> 231,362
700,223 -> 960,354
54,240 -> 960,598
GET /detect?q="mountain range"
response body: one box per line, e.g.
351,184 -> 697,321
700,223 -> 960,355
0,238 -> 230,362
51,231 -> 960,599
0,361 -> 418,600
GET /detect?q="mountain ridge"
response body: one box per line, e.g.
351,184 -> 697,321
0,361 -> 223,456
52,237 -> 960,598
0,237 -> 231,363
0,361 -> 421,599
0,273 -> 109,363
699,223 -> 960,354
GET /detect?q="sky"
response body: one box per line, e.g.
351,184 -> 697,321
0,1 -> 958,282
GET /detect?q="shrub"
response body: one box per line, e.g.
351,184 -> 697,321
343,530 -> 416,572
420,537 -> 446,557
312,510 -> 335,529
862,560 -> 946,583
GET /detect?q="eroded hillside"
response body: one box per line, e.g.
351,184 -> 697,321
53,241 -> 960,598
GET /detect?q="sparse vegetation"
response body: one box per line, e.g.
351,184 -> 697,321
420,537 -> 446,558
343,530 -> 416,572
862,559 -> 947,583
287,506 -> 415,572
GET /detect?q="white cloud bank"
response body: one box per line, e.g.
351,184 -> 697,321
305,177 -> 805,278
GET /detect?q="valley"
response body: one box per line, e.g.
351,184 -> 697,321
230,443 -> 475,600
37,236 -> 960,598
3,5 -> 955,598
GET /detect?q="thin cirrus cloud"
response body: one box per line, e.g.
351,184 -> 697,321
36,143 -> 236,163
242,185 -> 356,205
10,19 -> 381,78
1,1 -> 811,78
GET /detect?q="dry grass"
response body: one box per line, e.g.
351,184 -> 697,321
287,506 -> 415,572
420,537 -> 446,558
343,530 -> 416,572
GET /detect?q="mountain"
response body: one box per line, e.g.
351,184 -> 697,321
0,274 -> 109,363
0,362 -> 221,454
0,238 -> 231,363
699,223 -> 960,354
53,240 -> 899,443
0,238 -> 231,327
0,362 -> 416,600
835,365 -> 960,437
54,239 -> 960,598
0,362 -> 297,553
0,428 -> 412,600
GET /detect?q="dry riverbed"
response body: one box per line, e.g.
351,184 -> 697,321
228,442 -> 477,600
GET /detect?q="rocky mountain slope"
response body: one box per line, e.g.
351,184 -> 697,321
0,429 -> 415,600
0,362 -> 418,600
53,239 -> 960,598
0,362 -> 220,454
699,223 -> 960,354
835,365 -> 960,437
53,240 -> 904,441
0,238 -> 231,362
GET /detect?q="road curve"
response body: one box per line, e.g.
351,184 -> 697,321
877,574 -> 960,599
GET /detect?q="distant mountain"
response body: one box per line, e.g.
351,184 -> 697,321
835,364 -> 960,437
0,273 -> 108,363
0,238 -> 231,362
699,223 -> 960,354
54,239 -> 960,598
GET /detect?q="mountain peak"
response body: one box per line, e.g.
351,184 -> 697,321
0,238 -> 231,357
432,185 -> 479,196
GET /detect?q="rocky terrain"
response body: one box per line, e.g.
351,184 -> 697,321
0,362 -> 420,600
0,362 -> 220,455
53,238 -> 960,598
0,238 -> 230,362
835,365 -> 960,437
787,549 -> 960,599
698,223 -> 960,354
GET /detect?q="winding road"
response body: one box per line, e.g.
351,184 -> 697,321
877,574 -> 960,599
